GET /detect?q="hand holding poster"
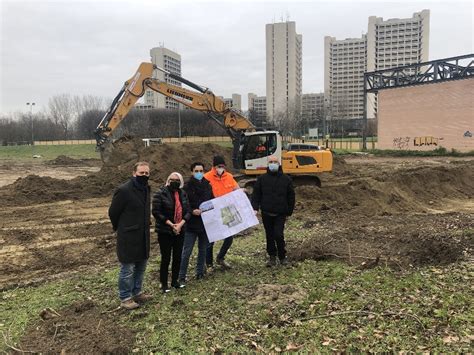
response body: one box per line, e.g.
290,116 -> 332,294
199,189 -> 259,242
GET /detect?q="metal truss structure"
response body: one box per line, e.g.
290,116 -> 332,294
364,54 -> 474,93
361,54 -> 473,149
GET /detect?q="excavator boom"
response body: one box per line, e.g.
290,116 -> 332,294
95,63 -> 254,150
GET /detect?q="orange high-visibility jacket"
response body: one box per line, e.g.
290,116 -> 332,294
204,167 -> 239,198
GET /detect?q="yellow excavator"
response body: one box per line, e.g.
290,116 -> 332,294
95,63 -> 332,186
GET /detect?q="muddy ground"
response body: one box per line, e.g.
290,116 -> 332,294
15,300 -> 134,354
0,141 -> 473,352
1,141 -> 472,290
0,140 -> 474,353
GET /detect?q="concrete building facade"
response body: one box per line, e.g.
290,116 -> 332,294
324,36 -> 367,120
325,10 -> 430,120
266,21 -> 302,123
145,46 -> 182,109
221,94 -> 242,110
248,93 -> 267,127
302,93 -> 325,121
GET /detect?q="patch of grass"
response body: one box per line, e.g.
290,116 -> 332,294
0,144 -> 99,161
213,141 -> 233,148
1,226 -> 472,352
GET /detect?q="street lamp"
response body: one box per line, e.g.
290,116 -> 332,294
26,102 -> 35,150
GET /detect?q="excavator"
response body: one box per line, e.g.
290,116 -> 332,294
95,62 -> 333,187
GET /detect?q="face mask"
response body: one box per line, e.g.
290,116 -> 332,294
169,181 -> 180,190
193,172 -> 204,181
268,163 -> 279,172
216,167 -> 225,176
135,175 -> 149,185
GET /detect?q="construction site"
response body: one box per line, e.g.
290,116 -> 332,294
1,46 -> 473,352
0,133 -> 472,352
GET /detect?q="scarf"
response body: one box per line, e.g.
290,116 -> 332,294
173,190 -> 183,224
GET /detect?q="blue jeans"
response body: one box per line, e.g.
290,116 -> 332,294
118,259 -> 147,301
206,236 -> 233,266
179,230 -> 209,280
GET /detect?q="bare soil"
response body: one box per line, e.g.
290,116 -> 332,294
1,141 -> 473,353
0,144 -> 473,291
17,300 -> 135,354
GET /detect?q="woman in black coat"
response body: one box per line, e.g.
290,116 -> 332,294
152,172 -> 191,292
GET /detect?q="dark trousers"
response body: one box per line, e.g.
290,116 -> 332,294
206,236 -> 233,266
262,213 -> 287,259
158,233 -> 184,288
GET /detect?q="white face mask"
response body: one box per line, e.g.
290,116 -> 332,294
216,167 -> 225,175
268,163 -> 279,172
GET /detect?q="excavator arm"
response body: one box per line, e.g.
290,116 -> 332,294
95,63 -> 254,151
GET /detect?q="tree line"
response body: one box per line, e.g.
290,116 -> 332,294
0,94 -> 230,145
1,94 -> 377,145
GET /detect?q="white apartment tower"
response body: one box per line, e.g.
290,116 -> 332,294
248,93 -> 267,126
325,10 -> 430,119
222,94 -> 242,110
266,21 -> 302,123
145,46 -> 182,109
302,93 -> 325,121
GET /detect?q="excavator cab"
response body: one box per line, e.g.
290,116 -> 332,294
239,131 -> 282,174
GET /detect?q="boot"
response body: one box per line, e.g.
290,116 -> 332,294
266,255 -> 277,267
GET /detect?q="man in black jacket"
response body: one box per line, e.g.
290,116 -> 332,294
109,161 -> 152,310
179,162 -> 213,284
251,155 -> 295,266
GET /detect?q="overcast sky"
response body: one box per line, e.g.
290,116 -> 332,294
0,0 -> 472,114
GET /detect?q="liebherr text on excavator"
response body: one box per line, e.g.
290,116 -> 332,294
95,62 -> 332,186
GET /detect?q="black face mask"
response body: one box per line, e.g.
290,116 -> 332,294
135,175 -> 149,185
169,181 -> 180,190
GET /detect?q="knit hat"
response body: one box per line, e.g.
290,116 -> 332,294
213,155 -> 226,166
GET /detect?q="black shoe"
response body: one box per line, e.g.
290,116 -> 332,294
196,274 -> 204,280
279,257 -> 288,266
266,256 -> 277,267
171,281 -> 185,289
216,258 -> 232,269
162,287 -> 171,293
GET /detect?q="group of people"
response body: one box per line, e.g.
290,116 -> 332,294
108,155 -> 295,310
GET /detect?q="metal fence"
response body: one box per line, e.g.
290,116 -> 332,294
31,136 -> 377,150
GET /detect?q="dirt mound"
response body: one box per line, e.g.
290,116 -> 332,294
46,155 -> 99,166
0,138 -> 232,206
295,163 -> 474,216
289,213 -> 473,268
18,300 -> 135,353
332,154 -> 351,176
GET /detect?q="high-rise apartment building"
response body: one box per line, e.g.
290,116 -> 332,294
325,10 -> 430,119
220,94 -> 242,110
266,21 -> 302,123
302,93 -> 325,121
248,93 -> 267,127
144,46 -> 182,109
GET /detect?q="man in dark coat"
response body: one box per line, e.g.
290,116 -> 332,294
179,162 -> 214,284
251,155 -> 295,266
109,161 -> 152,310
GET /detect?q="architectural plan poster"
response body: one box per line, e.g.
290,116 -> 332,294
200,189 -> 259,242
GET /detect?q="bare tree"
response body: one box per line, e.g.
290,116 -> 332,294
48,94 -> 75,139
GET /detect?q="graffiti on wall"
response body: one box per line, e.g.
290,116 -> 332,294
393,136 -> 410,149
413,136 -> 443,147
464,131 -> 472,138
